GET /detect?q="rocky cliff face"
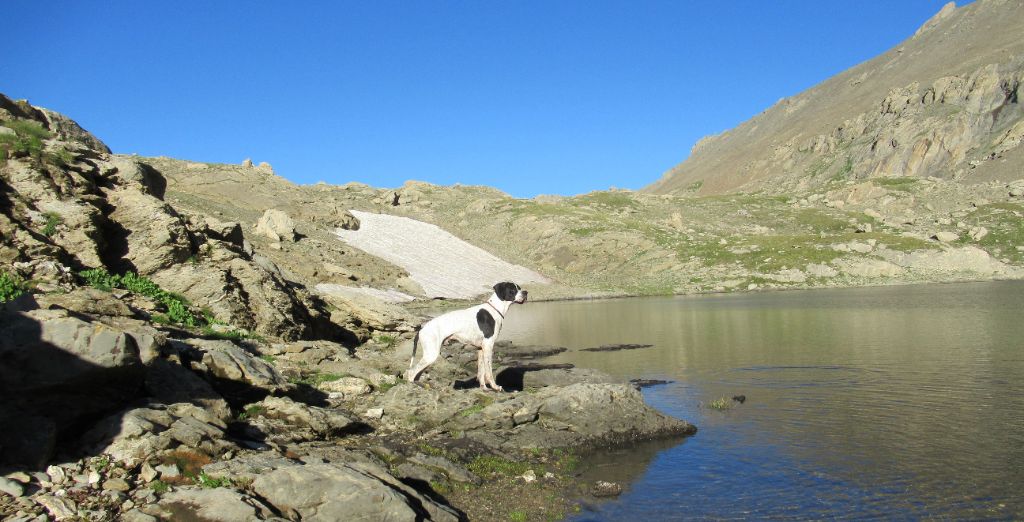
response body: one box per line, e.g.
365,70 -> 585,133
646,0 -> 1024,195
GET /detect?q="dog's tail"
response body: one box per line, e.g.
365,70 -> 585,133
408,330 -> 420,367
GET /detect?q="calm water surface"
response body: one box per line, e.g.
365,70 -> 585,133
502,282 -> 1024,520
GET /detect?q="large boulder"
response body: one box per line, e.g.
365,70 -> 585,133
255,209 -> 296,242
252,461 -> 461,521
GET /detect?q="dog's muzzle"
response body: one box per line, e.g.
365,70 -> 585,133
515,290 -> 528,303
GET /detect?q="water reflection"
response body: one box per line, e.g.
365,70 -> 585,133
502,282 -> 1024,519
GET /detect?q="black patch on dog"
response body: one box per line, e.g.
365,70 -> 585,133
476,309 -> 496,338
493,281 -> 519,302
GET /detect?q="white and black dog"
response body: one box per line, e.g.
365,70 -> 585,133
405,282 -> 527,391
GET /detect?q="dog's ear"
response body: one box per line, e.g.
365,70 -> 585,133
492,282 -> 518,301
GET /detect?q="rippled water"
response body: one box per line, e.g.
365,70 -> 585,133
501,282 -> 1024,520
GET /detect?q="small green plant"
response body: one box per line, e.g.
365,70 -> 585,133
0,272 -> 29,303
149,480 -> 170,493
237,405 -> 266,421
706,397 -> 733,410
509,511 -> 528,522
41,211 -> 62,237
90,456 -> 111,472
196,471 -> 230,489
259,354 -> 276,363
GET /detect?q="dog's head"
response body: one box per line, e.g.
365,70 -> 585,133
493,281 -> 527,304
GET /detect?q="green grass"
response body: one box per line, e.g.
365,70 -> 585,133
509,511 -> 528,522
149,480 -> 170,493
468,456 -> 531,477
0,271 -> 29,303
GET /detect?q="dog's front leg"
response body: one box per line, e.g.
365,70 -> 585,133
476,347 -> 489,390
481,341 -> 503,392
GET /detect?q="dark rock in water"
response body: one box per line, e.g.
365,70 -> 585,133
580,343 -> 654,352
495,342 -> 569,360
630,378 -> 673,389
732,395 -> 746,404
591,480 -> 623,497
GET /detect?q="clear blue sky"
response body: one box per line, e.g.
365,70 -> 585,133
2,1 -> 961,198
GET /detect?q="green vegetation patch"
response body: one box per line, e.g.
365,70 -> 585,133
962,203 -> 1024,264
79,268 -> 200,326
468,455 -> 531,477
570,191 -> 639,209
41,211 -> 63,237
288,372 -> 346,387
0,119 -> 51,164
0,271 -> 30,303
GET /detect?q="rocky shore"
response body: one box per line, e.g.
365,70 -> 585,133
1,94 -> 695,521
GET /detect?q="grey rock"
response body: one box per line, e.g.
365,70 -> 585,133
188,339 -> 289,390
252,462 -> 460,521
139,462 -> 158,483
36,495 -> 78,520
240,396 -> 356,444
155,488 -> 274,522
202,454 -> 296,484
0,476 -> 25,497
932,231 -> 959,242
591,480 -> 623,497
102,477 -> 131,492
120,510 -> 159,522
155,464 -> 180,479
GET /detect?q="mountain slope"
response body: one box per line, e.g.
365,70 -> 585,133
645,0 -> 1024,195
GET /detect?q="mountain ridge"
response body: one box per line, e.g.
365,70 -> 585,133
645,0 -> 1024,195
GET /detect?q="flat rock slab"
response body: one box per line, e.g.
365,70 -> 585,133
580,343 -> 654,352
335,210 -> 549,299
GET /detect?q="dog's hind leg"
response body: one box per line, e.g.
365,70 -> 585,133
405,331 -> 441,383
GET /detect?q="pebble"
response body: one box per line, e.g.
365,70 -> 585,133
364,408 -> 385,419
520,470 -> 537,483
